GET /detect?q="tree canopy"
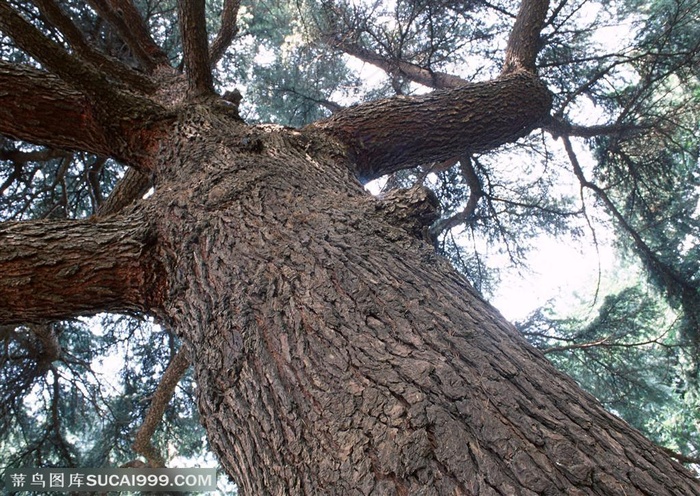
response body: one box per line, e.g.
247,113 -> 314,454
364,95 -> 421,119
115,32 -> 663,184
0,0 -> 699,492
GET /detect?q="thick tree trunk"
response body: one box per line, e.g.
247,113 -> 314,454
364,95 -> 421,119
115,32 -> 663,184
149,109 -> 700,495
3,0 -> 696,492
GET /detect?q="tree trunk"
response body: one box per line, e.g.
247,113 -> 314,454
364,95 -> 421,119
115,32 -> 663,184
2,0 -> 697,492
148,108 -> 700,495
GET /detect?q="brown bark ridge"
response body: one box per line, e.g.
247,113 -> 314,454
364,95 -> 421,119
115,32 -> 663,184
177,0 -> 215,97
0,62 -> 112,158
0,60 -> 169,170
502,0 -> 550,74
146,106 -> 700,495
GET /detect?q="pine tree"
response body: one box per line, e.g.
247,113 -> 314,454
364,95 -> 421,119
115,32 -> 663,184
1,0 -> 699,493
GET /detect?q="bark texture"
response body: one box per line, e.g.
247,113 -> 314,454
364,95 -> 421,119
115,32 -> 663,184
146,106 -> 700,495
0,212 -> 162,324
0,62 -> 111,157
311,71 -> 552,182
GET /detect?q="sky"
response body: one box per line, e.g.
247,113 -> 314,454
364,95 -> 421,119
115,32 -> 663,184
490,233 -> 618,322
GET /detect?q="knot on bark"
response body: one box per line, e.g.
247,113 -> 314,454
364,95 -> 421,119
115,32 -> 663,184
376,185 -> 440,242
211,89 -> 244,121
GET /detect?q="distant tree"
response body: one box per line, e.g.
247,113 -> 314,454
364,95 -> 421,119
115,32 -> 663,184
1,0 -> 699,494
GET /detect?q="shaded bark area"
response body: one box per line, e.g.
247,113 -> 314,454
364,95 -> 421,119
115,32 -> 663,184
0,62 -> 111,157
311,71 -> 552,182
177,0 -> 214,96
501,0 -> 550,74
0,61 -> 170,171
0,212 -> 162,324
152,109 -> 700,495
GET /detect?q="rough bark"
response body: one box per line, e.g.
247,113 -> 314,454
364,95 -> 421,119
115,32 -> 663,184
209,0 -> 241,65
177,0 -> 214,96
142,107 -> 700,495
0,211 -> 163,324
97,168 -> 153,216
0,61 -> 168,169
0,62 -> 111,157
311,71 -> 552,181
502,0 -> 549,74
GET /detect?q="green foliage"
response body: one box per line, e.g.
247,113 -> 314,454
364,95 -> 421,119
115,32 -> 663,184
0,318 -> 202,469
518,284 -> 700,458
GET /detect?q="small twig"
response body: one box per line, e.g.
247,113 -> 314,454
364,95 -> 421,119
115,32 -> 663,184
430,155 -> 483,237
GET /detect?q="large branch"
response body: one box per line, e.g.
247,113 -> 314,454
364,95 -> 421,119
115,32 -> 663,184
178,0 -> 214,97
0,0 -> 104,89
0,2 -> 165,155
32,0 -> 156,93
86,0 -> 170,72
0,62 -> 111,156
502,0 -> 550,74
0,1 -> 116,95
0,212 -> 163,325
310,71 -> 552,182
209,0 -> 241,66
97,168 -> 153,216
321,35 -> 469,90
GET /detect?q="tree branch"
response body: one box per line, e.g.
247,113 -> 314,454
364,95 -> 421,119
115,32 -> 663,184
0,2 -> 166,154
277,86 -> 344,113
0,0 -> 115,92
86,0 -> 170,72
563,136 -> 696,305
97,168 -> 153,216
209,0 -> 241,66
320,35 -> 468,90
31,0 -> 157,93
542,332 -> 675,354
0,146 -> 72,166
502,0 -> 550,74
0,212 -> 164,325
544,116 -> 648,139
660,447 -> 700,466
28,323 -> 62,369
178,0 -> 214,97
430,155 -> 484,236
310,71 -> 552,182
133,345 -> 190,467
0,62 -> 112,156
